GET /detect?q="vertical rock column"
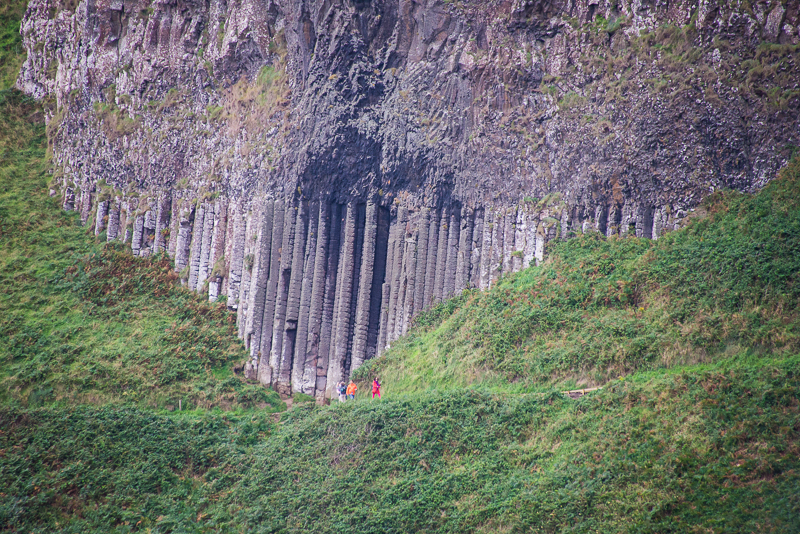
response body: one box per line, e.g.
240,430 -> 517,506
400,217 -> 417,336
479,209 -> 493,289
455,207 -> 473,294
385,206 -> 407,345
327,202 -> 358,397
257,200 -> 285,386
292,202 -> 319,392
376,206 -> 398,355
237,211 -> 256,337
153,193 -> 171,254
523,211 -> 537,270
303,202 -> 330,395
433,208 -> 450,303
106,201 -> 120,241
131,213 -> 145,257
244,201 -> 274,375
197,202 -> 216,290
225,206 -> 246,309
469,209 -> 484,290
314,202 -> 342,397
502,207 -> 516,276
423,209 -> 440,308
278,201 -> 308,395
490,209 -> 504,286
267,200 -> 296,386
207,200 -> 226,301
94,200 -> 109,236
443,209 -> 460,299
174,204 -> 195,273
513,208 -> 525,272
350,200 -> 378,372
412,209 -> 430,315
187,203 -> 206,289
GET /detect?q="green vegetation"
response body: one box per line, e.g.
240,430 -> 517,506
366,160 -> 800,394
0,0 -> 26,91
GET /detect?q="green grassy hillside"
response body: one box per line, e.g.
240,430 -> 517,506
357,161 -> 800,395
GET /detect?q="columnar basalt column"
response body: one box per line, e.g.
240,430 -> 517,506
292,202 -> 319,393
344,204 -> 367,375
278,201 -> 308,394
560,208 -> 570,239
131,214 -> 145,257
207,201 -> 225,301
315,202 -> 342,397
167,199 -> 180,258
237,210 -> 255,338
303,202 -> 330,395
620,200 -> 634,235
268,200 -> 296,386
258,200 -> 286,386
107,201 -> 120,241
63,186 -> 75,211
412,208 -> 430,315
350,200 -> 378,372
376,282 -> 391,356
153,193 -> 171,253
225,207 -> 245,309
245,201 -> 274,366
392,236 -> 410,341
433,208 -> 449,302
513,208 -> 525,272
327,202 -> 357,397
470,209 -> 484,290
400,225 -> 417,336
366,205 -> 389,361
385,206 -> 407,344
79,188 -> 93,224
197,203 -> 216,290
443,209 -> 460,299
187,203 -> 205,288
423,208 -> 440,308
502,207 -> 515,276
535,223 -> 546,266
523,211 -> 537,269
175,205 -> 195,273
455,207 -> 473,294
490,209 -> 504,286
94,200 -> 108,236
376,206 -> 397,355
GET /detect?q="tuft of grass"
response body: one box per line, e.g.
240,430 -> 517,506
0,0 -> 27,91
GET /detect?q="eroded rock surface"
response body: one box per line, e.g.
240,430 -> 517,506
18,0 -> 800,396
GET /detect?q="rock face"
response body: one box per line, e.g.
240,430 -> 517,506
18,0 -> 800,396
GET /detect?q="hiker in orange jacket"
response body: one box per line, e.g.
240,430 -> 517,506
346,380 -> 357,400
372,377 -> 381,399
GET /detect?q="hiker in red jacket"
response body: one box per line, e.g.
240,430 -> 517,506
372,377 -> 382,399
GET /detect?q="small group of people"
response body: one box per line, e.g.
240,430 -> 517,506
336,377 -> 381,402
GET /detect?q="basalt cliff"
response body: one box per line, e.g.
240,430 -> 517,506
17,0 -> 800,397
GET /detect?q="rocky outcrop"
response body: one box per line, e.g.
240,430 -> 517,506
17,0 -> 800,396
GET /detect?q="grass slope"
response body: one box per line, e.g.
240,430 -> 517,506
359,161 -> 800,395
